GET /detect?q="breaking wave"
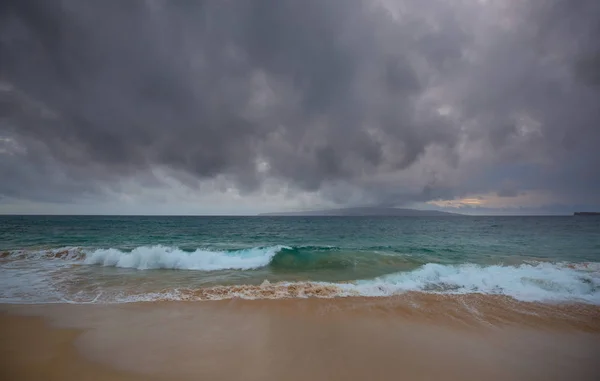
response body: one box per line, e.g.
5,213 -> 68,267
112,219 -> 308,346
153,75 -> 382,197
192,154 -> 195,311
1,245 -> 421,272
83,245 -> 285,271
81,245 -> 424,271
351,262 -> 600,303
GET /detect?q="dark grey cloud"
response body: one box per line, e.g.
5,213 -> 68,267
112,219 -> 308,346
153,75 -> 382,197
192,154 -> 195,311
0,0 -> 599,210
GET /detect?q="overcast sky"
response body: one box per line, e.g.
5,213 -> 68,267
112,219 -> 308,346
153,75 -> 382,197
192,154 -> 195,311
1,0 -> 599,215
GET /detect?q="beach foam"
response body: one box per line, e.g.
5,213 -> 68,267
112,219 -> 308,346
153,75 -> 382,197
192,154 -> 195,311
117,281 -> 351,302
111,262 -> 600,304
351,262 -> 600,303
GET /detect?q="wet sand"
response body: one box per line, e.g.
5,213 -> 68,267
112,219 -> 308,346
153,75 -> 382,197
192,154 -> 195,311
2,294 -> 600,381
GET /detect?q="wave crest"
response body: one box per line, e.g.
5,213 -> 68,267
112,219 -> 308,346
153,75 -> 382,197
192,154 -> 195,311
84,245 -> 286,271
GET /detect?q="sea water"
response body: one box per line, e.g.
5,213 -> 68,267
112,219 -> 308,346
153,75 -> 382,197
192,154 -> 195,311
1,215 -> 599,304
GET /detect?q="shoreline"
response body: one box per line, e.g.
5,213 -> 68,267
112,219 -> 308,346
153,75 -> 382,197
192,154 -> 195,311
2,295 -> 600,380
4,292 -> 600,330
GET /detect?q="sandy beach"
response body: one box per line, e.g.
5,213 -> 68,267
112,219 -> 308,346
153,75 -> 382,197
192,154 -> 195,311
2,294 -> 600,381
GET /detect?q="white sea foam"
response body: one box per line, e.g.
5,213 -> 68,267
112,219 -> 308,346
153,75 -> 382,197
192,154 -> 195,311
110,262 -> 600,304
346,262 -> 600,303
83,245 -> 286,271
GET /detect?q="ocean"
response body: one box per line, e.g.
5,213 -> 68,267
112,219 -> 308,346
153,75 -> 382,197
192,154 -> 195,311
1,215 -> 599,304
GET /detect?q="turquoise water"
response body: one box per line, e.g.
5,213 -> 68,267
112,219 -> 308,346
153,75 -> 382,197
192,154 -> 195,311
1,216 -> 599,303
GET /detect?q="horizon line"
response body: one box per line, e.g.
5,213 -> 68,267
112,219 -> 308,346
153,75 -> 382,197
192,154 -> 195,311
0,213 -> 575,217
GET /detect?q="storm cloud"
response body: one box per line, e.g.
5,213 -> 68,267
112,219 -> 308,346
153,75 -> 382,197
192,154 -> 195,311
1,0 -> 599,213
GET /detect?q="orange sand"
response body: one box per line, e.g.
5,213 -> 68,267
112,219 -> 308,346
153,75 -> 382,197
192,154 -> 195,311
1,295 -> 600,380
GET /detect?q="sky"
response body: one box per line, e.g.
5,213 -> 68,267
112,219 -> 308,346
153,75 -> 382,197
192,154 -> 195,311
1,0 -> 599,215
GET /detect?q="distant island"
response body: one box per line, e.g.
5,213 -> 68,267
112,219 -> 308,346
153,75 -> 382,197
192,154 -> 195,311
574,212 -> 600,216
258,207 -> 462,216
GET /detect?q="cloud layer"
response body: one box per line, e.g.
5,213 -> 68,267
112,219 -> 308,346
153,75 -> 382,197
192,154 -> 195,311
1,0 -> 599,213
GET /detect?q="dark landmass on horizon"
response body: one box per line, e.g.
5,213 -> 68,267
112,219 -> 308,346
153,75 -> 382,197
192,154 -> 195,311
258,207 -> 462,217
574,212 -> 600,216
